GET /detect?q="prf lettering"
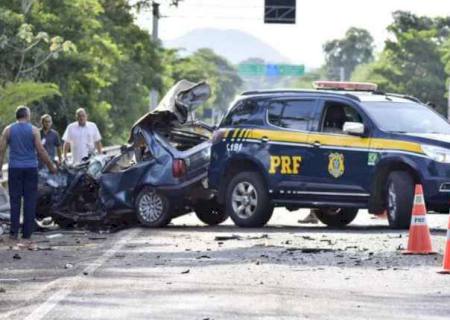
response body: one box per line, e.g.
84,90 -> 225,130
269,156 -> 302,174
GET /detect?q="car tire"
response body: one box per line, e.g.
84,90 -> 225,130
194,199 -> 228,226
314,208 -> 358,227
135,187 -> 172,227
386,171 -> 414,229
226,171 -> 273,228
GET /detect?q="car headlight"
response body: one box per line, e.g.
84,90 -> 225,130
421,145 -> 450,163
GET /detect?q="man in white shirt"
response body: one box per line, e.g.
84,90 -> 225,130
62,108 -> 103,164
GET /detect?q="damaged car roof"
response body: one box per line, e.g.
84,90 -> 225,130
130,80 -> 211,142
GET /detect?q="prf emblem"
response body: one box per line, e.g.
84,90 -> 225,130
328,153 -> 344,178
269,155 -> 302,175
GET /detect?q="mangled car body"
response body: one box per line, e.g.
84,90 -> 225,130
37,80 -> 227,228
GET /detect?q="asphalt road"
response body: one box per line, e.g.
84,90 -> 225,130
1,209 -> 449,320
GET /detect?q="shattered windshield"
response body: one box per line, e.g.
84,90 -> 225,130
362,101 -> 450,134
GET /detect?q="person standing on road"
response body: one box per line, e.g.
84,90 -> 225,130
0,106 -> 57,242
39,114 -> 62,168
62,108 -> 102,164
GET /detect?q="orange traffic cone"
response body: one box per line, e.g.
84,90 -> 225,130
438,214 -> 450,274
402,184 -> 436,255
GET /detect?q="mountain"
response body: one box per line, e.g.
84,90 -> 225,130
164,28 -> 290,64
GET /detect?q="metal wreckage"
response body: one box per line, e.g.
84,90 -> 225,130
36,80 -> 228,229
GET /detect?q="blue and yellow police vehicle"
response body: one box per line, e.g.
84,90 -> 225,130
208,81 -> 450,229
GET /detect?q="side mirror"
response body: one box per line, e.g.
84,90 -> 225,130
343,122 -> 365,136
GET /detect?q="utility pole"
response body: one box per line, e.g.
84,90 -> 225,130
149,1 -> 160,111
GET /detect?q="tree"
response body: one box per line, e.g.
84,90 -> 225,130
0,0 -> 163,143
323,27 -> 374,81
369,11 -> 449,114
163,48 -> 243,121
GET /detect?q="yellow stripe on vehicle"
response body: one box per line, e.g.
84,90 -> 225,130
369,138 -> 423,154
243,129 -> 424,155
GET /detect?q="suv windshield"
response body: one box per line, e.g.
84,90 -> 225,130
362,101 -> 450,134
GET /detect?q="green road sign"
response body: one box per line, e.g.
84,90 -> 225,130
238,63 -> 305,77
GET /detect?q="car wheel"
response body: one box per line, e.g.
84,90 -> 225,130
194,199 -> 228,226
226,171 -> 273,228
386,171 -> 414,229
135,187 -> 172,227
314,208 -> 358,227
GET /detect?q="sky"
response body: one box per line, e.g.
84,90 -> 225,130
136,0 -> 450,68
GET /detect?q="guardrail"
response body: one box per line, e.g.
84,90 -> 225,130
0,145 -> 121,185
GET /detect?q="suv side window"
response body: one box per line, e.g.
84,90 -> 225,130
268,100 -> 316,131
222,100 -> 258,126
321,101 -> 363,134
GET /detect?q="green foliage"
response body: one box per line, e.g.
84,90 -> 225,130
162,48 -> 243,121
352,11 -> 450,115
0,0 -> 163,144
293,68 -> 325,89
0,81 -> 60,124
323,27 -> 374,81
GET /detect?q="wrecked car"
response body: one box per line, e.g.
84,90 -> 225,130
37,80 -> 228,228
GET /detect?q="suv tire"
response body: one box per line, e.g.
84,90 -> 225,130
314,208 -> 358,227
386,171 -> 414,229
194,199 -> 228,226
226,171 -> 273,227
135,187 -> 172,227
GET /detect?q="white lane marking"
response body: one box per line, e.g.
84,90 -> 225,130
22,228 -> 140,320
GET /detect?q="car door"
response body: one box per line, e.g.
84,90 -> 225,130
305,98 -> 372,198
263,98 -> 319,196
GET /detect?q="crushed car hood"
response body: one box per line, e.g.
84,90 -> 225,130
130,80 -> 211,142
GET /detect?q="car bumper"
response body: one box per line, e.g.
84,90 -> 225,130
157,172 -> 212,201
423,177 -> 450,213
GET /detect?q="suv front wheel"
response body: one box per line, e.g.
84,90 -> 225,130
226,172 -> 273,228
386,171 -> 414,229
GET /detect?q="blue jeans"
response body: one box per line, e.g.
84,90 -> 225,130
8,167 -> 38,239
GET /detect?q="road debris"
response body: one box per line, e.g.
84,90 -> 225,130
0,287 -> 5,293
65,263 -> 74,269
13,253 -> 21,260
46,233 -> 63,239
181,269 -> 190,274
284,248 -> 335,254
214,235 -> 242,241
247,234 -> 269,240
88,236 -> 107,240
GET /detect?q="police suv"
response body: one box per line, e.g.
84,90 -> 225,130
208,81 -> 450,229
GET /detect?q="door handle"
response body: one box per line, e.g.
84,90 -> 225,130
260,136 -> 269,144
313,141 -> 321,148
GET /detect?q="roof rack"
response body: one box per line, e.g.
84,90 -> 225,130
384,93 -> 422,104
240,89 -> 361,101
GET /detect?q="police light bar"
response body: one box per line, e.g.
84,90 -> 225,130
313,81 -> 378,91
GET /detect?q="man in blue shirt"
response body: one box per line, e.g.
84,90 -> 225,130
39,114 -> 62,168
0,106 -> 56,244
